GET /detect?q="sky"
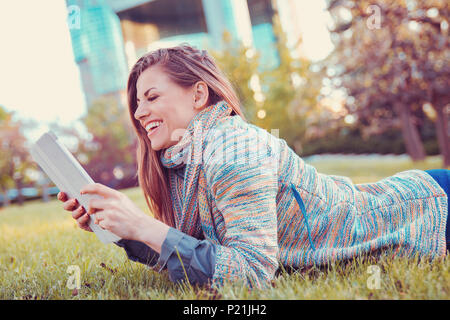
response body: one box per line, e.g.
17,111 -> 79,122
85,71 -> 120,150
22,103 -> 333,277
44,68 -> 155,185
294,0 -> 334,60
0,1 -> 86,141
0,0 -> 333,142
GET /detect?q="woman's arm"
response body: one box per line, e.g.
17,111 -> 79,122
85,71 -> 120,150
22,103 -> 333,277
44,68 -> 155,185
115,126 -> 280,289
135,215 -> 170,253
151,125 -> 280,289
82,126 -> 280,289
59,186 -> 216,282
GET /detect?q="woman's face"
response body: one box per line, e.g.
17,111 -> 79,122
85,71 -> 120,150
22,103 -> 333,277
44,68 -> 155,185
134,64 -> 206,151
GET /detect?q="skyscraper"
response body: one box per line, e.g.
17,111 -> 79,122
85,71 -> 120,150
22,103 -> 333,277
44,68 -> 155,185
66,0 -> 306,106
113,0 -> 279,69
66,0 -> 129,107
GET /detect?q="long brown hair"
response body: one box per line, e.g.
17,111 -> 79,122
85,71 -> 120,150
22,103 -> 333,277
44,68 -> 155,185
127,44 -> 246,227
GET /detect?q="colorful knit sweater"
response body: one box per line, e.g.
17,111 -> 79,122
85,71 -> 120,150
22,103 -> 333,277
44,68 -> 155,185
117,104 -> 448,289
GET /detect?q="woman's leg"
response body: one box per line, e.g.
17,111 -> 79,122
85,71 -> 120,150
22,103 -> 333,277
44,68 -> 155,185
424,169 -> 450,250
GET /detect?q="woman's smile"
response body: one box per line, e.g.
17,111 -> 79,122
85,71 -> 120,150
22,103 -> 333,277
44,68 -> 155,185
147,121 -> 163,138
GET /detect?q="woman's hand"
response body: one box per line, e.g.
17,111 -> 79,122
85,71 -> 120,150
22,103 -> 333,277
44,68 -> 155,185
57,191 -> 92,232
79,183 -> 154,242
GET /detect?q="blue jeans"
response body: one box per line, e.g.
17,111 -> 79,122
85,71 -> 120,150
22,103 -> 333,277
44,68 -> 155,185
424,169 -> 450,250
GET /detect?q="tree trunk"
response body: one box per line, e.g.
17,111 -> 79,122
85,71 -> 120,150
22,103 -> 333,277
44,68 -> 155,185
16,179 -> 24,206
434,103 -> 450,167
1,190 -> 9,208
396,102 -> 426,161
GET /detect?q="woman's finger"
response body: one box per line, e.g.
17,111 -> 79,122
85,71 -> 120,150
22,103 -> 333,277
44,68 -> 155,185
77,213 -> 93,232
71,205 -> 86,219
97,219 -> 110,231
63,198 -> 79,211
80,183 -> 119,199
86,198 -> 111,215
93,210 -> 107,223
77,212 -> 90,226
57,192 -> 67,202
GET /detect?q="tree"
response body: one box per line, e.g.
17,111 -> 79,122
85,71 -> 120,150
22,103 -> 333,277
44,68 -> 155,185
255,15 -> 325,153
0,106 -> 35,206
210,31 -> 261,123
327,0 -> 449,164
210,16 -> 325,154
80,97 -> 138,188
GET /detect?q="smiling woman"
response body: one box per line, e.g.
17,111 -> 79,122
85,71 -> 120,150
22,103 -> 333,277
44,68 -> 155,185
126,45 -> 244,229
59,44 -> 449,291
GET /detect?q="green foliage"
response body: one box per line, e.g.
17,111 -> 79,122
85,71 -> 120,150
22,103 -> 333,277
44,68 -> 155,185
327,0 -> 449,161
79,97 -> 137,186
0,107 -> 35,201
82,97 -> 135,163
302,117 -> 439,157
209,8 -> 446,159
210,17 -> 325,153
46,97 -> 138,189
0,105 -> 8,122
255,15 -> 315,148
210,31 -> 261,123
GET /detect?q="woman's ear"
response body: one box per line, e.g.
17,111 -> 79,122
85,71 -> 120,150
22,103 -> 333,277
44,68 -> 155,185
193,81 -> 209,110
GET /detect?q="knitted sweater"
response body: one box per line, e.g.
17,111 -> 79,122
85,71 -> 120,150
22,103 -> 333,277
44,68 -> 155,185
117,114 -> 448,289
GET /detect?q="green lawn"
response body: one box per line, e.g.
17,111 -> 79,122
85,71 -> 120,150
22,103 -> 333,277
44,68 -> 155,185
0,155 -> 448,299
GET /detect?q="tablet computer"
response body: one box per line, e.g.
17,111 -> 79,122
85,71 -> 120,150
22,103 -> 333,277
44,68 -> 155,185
30,131 -> 121,244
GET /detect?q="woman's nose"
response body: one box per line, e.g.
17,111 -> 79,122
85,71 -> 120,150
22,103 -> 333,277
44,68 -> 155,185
134,103 -> 149,121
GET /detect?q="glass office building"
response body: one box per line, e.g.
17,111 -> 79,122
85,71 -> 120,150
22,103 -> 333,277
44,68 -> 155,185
66,0 -> 129,106
66,0 -> 304,105
114,0 -> 279,69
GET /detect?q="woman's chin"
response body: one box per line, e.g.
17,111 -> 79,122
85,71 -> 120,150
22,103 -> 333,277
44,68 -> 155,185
150,141 -> 164,151
150,138 -> 172,152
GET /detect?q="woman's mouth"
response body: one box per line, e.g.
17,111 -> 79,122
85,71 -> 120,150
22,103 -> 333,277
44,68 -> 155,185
147,123 -> 162,137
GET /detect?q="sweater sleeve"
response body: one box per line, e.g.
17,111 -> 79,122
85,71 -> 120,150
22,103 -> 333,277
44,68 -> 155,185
202,124 -> 280,289
114,124 -> 280,289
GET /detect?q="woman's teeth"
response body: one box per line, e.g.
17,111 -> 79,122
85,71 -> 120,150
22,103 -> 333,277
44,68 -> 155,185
146,121 -> 162,132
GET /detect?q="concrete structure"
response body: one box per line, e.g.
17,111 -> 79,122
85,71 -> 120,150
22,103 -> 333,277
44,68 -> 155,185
66,0 -> 129,107
66,0 -> 305,106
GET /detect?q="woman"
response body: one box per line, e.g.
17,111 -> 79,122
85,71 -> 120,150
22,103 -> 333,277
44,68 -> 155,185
58,44 -> 449,290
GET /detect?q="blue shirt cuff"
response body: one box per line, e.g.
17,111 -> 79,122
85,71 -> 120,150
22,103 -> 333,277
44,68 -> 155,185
154,227 -> 186,272
114,239 -> 160,268
155,227 -> 217,285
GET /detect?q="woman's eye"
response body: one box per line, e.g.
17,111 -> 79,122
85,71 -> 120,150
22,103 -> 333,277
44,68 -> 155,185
148,96 -> 158,102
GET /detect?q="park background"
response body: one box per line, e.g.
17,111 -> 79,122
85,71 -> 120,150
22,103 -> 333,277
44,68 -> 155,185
0,0 -> 449,299
0,0 -> 449,205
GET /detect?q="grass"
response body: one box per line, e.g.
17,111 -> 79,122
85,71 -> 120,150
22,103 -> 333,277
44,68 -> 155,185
0,155 -> 448,299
